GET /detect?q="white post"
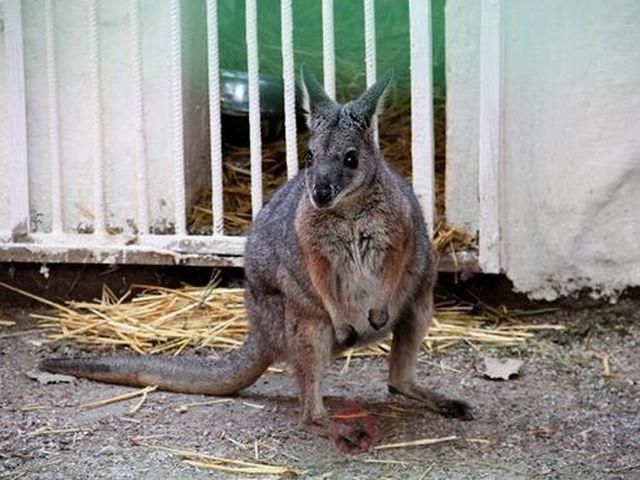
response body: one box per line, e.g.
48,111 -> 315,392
169,0 -> 187,235
478,0 -> 502,273
88,0 -> 106,235
206,0 -> 224,234
4,0 -> 30,236
45,0 -> 63,233
129,0 -> 149,234
363,0 -> 378,143
409,0 -> 435,237
281,0 -> 298,179
246,0 -> 262,218
322,0 -> 336,100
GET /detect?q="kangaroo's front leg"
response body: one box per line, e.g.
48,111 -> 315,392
388,285 -> 473,420
369,222 -> 413,330
302,250 -> 358,347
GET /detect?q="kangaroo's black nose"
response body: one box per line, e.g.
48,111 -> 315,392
312,185 -> 333,206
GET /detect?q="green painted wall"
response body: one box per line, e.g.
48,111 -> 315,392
217,0 -> 446,104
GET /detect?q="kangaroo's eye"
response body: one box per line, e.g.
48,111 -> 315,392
305,149 -> 313,167
344,150 -> 358,169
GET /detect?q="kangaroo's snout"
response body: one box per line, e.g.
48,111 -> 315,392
311,184 -> 334,207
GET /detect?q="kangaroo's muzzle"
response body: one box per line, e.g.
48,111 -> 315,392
312,185 -> 334,207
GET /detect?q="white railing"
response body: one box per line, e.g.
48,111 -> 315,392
44,0 -> 62,234
409,0 -> 435,237
2,0 -> 29,238
0,0 -> 451,269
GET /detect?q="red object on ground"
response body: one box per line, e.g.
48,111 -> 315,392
329,399 -> 377,454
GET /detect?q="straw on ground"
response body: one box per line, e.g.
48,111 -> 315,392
0,281 -> 563,356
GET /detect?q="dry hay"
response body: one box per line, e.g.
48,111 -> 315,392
0,281 -> 563,357
188,105 -> 477,254
133,442 -> 296,476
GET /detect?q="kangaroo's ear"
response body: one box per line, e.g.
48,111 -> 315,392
301,65 -> 337,123
348,69 -> 394,129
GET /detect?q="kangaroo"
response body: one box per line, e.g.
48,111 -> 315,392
40,67 -> 472,424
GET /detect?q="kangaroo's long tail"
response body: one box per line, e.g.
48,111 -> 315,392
39,333 -> 270,395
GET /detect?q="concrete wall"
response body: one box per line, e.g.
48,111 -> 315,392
447,0 -> 640,299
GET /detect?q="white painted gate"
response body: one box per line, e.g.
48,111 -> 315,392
0,0 -> 470,270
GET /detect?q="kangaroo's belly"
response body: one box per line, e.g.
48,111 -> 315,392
336,261 -> 396,348
337,267 -> 380,323
330,237 -> 395,342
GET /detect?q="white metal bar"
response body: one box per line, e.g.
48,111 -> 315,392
129,0 -> 149,234
478,0 -> 503,273
363,0 -> 378,143
0,233 -> 247,267
408,0 -> 435,237
280,0 -> 298,179
4,232 -> 246,255
245,0 -> 262,218
3,0 -> 30,237
206,0 -> 224,235
170,0 -> 187,235
88,0 -> 106,235
321,0 -> 336,99
0,245 -> 245,267
45,0 -> 63,234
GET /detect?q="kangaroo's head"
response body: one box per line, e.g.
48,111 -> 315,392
301,66 -> 393,210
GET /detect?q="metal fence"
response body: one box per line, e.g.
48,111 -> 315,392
0,0 -> 445,269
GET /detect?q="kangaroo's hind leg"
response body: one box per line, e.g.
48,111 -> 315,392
387,283 -> 473,420
285,302 -> 334,425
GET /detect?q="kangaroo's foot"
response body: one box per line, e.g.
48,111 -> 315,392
299,401 -> 329,426
388,382 -> 473,420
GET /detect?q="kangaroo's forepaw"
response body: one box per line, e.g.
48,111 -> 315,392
335,324 -> 358,347
368,308 -> 389,330
438,399 -> 474,420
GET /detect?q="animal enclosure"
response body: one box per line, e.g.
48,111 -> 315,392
0,0 -> 479,273
2,0 -> 639,299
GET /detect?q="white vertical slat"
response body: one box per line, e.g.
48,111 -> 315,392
129,0 -> 149,234
3,0 -> 30,236
363,0 -> 378,143
206,0 -> 224,235
280,0 -> 298,179
169,0 -> 187,235
88,0 -> 106,235
321,0 -> 336,100
45,0 -> 63,234
408,0 -> 435,237
478,0 -> 503,273
245,0 -> 262,218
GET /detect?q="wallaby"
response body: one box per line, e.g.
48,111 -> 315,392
40,67 -> 472,424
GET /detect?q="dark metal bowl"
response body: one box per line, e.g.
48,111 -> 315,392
220,69 -> 303,146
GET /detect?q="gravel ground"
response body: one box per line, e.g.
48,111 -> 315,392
1,301 -> 639,479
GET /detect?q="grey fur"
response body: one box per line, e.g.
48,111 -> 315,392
40,70 -> 473,424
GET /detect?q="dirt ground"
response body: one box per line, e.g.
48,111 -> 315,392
1,301 -> 639,479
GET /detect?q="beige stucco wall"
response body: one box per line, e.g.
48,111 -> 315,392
447,0 -> 640,299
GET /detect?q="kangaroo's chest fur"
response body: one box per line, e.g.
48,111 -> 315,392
296,182 -> 409,322
320,212 -> 389,312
